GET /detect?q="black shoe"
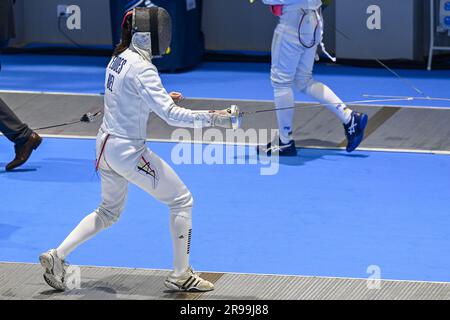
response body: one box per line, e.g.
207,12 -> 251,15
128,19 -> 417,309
343,112 -> 368,153
257,139 -> 297,157
6,132 -> 42,171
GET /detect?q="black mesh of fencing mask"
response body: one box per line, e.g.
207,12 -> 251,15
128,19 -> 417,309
132,7 -> 172,58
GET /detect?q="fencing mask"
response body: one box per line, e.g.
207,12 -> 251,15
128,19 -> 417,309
124,6 -> 172,60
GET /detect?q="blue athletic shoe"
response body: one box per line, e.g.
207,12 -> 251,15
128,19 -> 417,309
344,111 -> 368,152
257,139 -> 297,157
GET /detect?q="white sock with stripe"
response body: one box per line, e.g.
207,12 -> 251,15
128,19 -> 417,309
170,211 -> 192,277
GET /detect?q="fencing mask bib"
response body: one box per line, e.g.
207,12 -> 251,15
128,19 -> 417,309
126,6 -> 172,60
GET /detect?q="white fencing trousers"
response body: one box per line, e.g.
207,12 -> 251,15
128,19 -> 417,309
271,8 -> 351,143
95,131 -> 193,223
57,129 -> 193,275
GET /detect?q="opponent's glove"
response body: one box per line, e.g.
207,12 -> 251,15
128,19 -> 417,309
210,105 -> 242,130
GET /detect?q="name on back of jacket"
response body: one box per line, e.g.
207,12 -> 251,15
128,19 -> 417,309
108,56 -> 127,74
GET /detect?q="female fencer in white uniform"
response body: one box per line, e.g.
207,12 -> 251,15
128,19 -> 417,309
39,6 -> 240,293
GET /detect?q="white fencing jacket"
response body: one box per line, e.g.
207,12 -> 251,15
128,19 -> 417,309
262,0 -> 322,10
101,49 -> 213,140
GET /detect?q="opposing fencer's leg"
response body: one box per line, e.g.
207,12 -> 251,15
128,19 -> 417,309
270,27 -> 302,146
257,26 -> 303,157
295,47 -> 352,124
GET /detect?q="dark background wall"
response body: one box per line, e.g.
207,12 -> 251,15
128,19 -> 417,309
202,0 -> 335,54
9,0 -> 112,48
5,0 -> 450,61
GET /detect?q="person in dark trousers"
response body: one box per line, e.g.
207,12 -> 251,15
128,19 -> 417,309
0,99 -> 42,171
0,0 -> 42,171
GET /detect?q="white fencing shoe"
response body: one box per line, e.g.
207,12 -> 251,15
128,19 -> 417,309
39,249 -> 67,291
164,267 -> 214,292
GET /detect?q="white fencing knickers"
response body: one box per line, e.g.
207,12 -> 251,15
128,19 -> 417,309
57,128 -> 193,276
270,7 -> 351,144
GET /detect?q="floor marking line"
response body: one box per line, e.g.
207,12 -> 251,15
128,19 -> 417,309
3,133 -> 448,155
0,90 -> 104,97
1,90 -> 449,110
1,262 -> 449,285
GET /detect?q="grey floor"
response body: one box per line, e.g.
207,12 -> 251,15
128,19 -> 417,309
1,92 -> 450,152
1,262 -> 450,300
1,92 -> 450,300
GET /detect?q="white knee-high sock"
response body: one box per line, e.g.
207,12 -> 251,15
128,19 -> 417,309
274,87 -> 295,144
56,211 -> 107,259
170,212 -> 192,276
304,81 -> 352,124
